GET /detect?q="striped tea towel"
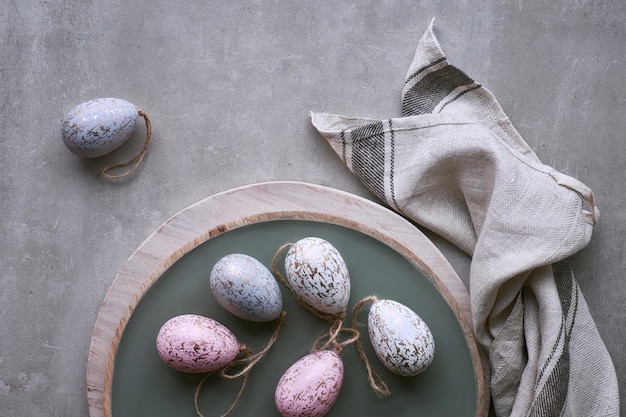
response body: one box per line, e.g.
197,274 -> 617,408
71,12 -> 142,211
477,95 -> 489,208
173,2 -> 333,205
311,20 -> 619,417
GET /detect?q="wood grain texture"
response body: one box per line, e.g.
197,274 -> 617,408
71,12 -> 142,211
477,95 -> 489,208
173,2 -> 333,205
86,181 -> 488,417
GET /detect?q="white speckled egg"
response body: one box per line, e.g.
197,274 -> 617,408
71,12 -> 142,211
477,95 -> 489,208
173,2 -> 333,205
210,253 -> 283,322
284,237 -> 350,316
156,314 -> 240,373
62,98 -> 138,158
275,350 -> 344,417
368,299 -> 435,377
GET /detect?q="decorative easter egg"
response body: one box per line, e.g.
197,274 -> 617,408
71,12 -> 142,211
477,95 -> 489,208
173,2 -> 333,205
62,98 -> 138,158
284,237 -> 350,316
156,314 -> 240,373
368,299 -> 435,376
210,253 -> 283,322
275,350 -> 344,417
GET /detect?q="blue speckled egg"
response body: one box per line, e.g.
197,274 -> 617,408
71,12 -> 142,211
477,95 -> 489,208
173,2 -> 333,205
62,98 -> 138,158
210,254 -> 283,322
368,299 -> 435,377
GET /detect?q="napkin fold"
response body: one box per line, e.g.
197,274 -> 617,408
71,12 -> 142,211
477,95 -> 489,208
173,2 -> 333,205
311,20 -> 619,417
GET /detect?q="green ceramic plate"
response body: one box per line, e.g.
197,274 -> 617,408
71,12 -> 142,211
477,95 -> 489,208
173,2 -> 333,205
87,182 -> 486,417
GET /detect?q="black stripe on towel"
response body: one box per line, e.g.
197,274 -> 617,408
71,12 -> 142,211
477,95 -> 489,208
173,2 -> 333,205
404,57 -> 447,85
529,261 -> 578,417
340,130 -> 347,164
350,121 -> 386,201
388,118 -> 400,211
402,64 -> 475,116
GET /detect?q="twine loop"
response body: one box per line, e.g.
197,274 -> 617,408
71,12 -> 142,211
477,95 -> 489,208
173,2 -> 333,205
351,295 -> 391,397
312,317 -> 359,354
193,311 -> 285,417
101,108 -> 152,179
220,311 -> 286,379
193,370 -> 249,417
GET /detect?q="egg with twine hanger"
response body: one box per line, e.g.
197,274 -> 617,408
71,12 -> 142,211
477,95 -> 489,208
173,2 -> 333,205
61,97 -> 152,179
274,307 -> 360,417
273,236 -> 351,323
189,254 -> 288,417
351,295 -> 435,394
271,237 -> 391,416
156,312 -> 286,417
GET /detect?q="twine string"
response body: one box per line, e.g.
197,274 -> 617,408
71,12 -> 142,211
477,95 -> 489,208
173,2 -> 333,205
193,370 -> 250,417
193,312 -> 285,417
101,108 -> 152,179
220,310 -> 286,379
193,372 -> 214,417
193,344 -> 252,417
351,295 -> 391,397
312,317 -> 360,354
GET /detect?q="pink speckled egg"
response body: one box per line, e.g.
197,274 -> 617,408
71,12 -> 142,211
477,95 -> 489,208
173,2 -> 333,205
156,314 -> 240,373
275,350 -> 343,417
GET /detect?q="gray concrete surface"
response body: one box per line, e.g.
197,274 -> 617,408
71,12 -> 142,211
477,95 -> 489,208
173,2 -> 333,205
1,1 -> 624,416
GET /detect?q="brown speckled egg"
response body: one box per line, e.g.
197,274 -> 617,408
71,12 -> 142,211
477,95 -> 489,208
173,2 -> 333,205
368,299 -> 435,376
275,350 -> 344,417
156,314 -> 240,373
284,237 -> 350,316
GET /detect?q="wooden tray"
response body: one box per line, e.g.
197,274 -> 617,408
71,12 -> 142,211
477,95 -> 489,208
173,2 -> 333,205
86,181 -> 487,417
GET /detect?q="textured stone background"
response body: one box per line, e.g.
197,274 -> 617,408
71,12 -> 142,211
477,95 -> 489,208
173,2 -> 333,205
1,1 -> 624,416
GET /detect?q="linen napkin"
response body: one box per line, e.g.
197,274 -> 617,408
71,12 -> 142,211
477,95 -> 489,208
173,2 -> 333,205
311,21 -> 619,417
